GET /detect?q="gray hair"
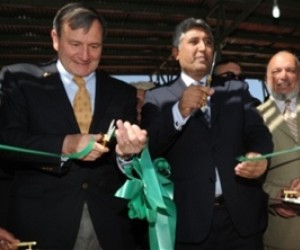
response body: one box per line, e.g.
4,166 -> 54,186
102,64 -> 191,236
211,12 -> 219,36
172,18 -> 213,48
53,2 -> 107,39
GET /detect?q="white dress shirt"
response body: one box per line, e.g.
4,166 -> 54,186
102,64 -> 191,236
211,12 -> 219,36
57,60 -> 96,113
272,95 -> 297,116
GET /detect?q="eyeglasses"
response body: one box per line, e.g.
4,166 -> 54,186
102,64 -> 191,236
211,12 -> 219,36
218,71 -> 245,81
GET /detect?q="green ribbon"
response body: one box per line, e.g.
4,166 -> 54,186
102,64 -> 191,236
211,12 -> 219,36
115,146 -> 176,250
237,145 -> 300,162
0,139 -> 95,159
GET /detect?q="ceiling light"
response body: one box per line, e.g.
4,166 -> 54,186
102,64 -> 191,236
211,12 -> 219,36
272,0 -> 280,18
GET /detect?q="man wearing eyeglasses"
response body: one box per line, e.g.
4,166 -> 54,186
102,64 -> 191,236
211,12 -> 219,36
214,59 -> 244,81
214,59 -> 261,106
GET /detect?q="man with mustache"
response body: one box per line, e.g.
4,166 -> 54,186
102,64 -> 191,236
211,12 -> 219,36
257,50 -> 300,250
141,17 -> 273,250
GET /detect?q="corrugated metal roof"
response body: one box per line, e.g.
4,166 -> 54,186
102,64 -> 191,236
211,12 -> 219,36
0,0 -> 299,82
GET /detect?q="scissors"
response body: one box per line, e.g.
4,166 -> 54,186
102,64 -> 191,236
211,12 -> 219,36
101,119 -> 116,146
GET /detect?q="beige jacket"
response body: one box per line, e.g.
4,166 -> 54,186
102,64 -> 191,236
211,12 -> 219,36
258,97 -> 300,250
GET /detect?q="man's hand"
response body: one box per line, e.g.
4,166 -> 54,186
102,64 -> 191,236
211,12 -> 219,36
274,177 -> 300,218
115,120 -> 147,159
234,152 -> 267,179
274,202 -> 300,218
62,134 -> 109,161
290,177 -> 300,191
0,228 -> 19,250
178,85 -> 214,117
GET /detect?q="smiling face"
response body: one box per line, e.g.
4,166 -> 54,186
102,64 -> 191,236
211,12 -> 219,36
172,28 -> 214,81
266,51 -> 300,100
51,19 -> 103,77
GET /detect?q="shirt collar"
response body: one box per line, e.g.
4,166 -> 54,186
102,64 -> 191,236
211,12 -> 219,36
56,60 -> 95,85
181,71 -> 208,87
272,95 -> 297,114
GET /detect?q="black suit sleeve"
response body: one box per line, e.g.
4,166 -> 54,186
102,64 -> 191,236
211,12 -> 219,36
0,69 -> 64,167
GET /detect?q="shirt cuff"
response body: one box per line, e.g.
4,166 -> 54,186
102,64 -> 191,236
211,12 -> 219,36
172,102 -> 189,130
116,155 -> 134,173
60,156 -> 69,167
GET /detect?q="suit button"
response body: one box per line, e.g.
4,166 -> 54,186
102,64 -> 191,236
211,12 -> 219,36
82,182 -> 88,189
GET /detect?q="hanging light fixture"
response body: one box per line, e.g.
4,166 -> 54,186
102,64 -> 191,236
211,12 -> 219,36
272,0 -> 280,18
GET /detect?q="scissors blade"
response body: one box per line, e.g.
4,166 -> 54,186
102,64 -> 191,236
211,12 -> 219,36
105,119 -> 115,143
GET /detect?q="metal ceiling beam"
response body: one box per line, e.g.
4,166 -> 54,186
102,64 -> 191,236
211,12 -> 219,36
0,0 -> 299,81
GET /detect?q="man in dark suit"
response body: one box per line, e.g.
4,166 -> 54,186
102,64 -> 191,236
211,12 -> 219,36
0,3 -> 146,250
141,18 -> 273,250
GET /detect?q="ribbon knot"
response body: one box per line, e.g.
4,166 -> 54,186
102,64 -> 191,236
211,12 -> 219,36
115,147 -> 176,250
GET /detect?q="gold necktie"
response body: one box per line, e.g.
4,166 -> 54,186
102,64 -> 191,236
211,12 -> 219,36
73,76 -> 92,134
283,99 -> 298,141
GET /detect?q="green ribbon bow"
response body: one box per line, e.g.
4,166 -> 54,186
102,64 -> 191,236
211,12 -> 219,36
115,146 -> 176,250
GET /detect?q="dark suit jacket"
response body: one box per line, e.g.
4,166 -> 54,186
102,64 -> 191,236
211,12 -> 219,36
0,61 -> 138,250
141,76 -> 273,243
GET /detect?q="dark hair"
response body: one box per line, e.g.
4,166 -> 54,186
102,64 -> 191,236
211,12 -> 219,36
172,18 -> 214,48
53,2 -> 107,39
214,58 -> 243,72
214,58 -> 242,72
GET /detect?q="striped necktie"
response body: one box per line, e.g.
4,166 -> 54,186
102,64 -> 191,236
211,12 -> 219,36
283,99 -> 298,141
73,76 -> 92,134
199,81 -> 211,123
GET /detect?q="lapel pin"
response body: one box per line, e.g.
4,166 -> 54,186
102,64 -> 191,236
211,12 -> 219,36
43,72 -> 51,77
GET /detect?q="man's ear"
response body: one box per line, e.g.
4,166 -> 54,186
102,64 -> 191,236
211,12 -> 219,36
172,47 -> 179,61
51,29 -> 59,52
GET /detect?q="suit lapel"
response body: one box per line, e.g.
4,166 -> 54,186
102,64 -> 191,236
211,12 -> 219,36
43,72 -> 80,132
209,80 -> 226,126
279,99 -> 298,142
295,96 -> 300,142
169,78 -> 186,100
89,73 -> 112,133
209,95 -> 218,126
265,98 -> 296,142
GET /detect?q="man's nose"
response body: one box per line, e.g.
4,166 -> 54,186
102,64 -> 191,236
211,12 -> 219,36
80,46 -> 90,60
278,69 -> 289,79
197,41 -> 206,50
